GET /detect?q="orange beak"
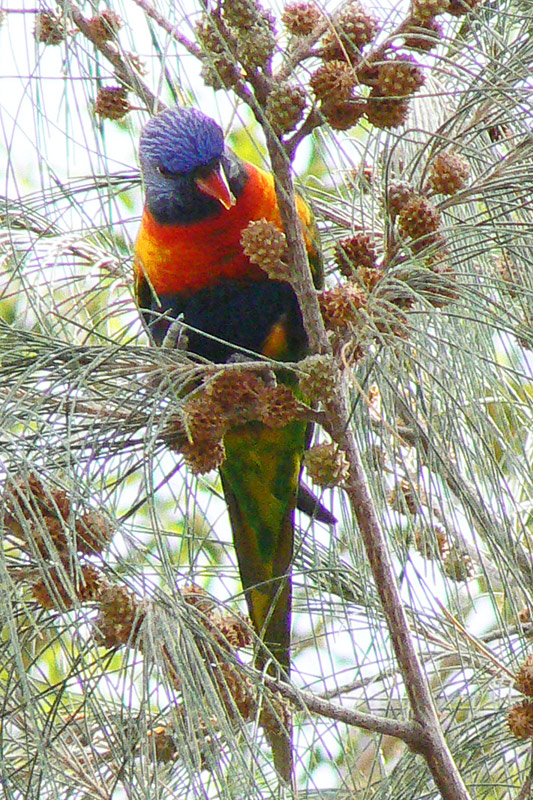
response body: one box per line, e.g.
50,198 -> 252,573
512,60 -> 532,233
195,166 -> 236,210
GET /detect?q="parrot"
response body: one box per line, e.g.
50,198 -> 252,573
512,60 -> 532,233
134,106 -> 328,780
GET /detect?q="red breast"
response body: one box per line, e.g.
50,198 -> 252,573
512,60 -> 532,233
134,162 -> 282,296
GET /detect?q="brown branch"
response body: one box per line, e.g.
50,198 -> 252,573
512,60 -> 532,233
285,106 -> 322,162
66,2 -> 162,114
255,95 -> 472,800
263,674 -> 425,751
327,390 -> 472,800
517,751 -> 533,800
129,0 -> 202,57
263,127 -> 330,355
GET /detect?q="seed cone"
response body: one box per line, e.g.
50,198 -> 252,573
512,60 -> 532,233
266,81 -> 307,133
429,151 -> 470,195
310,61 -> 357,104
94,86 -> 130,120
321,1 -> 377,62
282,1 -> 322,36
515,655 -> 533,698
397,195 -> 442,241
508,701 -> 533,740
305,443 -> 350,487
365,90 -> 410,129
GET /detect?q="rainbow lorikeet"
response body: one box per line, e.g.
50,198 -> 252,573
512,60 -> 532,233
134,106 -> 328,780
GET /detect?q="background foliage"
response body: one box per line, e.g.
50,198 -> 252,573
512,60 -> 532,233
1,0 -> 533,797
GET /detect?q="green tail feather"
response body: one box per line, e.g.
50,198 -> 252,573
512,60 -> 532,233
220,417 -> 307,782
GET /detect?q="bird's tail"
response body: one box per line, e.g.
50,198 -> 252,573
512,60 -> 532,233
220,418 -> 307,783
221,472 -> 294,783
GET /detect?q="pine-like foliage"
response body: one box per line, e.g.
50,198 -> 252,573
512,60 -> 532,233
0,1 -> 532,798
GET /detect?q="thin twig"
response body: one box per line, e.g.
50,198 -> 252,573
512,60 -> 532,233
67,2 -> 162,113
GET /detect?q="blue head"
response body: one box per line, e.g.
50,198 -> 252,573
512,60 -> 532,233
139,107 -> 243,224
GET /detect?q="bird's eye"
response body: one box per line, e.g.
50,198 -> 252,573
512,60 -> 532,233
156,164 -> 179,177
194,158 -> 220,179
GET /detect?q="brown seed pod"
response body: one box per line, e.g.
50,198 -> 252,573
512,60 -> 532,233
447,0 -> 482,16
34,10 -> 66,45
376,55 -> 425,98
386,181 -> 414,217
223,0 -> 274,31
258,383 -> 302,428
4,475 -> 68,557
282,1 -> 322,36
321,1 -> 377,62
508,700 -> 533,740
182,583 -> 217,615
3,475 -> 114,558
402,17 -> 443,51
239,22 -> 277,70
298,354 -> 339,401
196,16 -> 241,89
240,218 -> 287,275
397,195 -> 442,241
358,265 -> 384,292
515,655 -> 533,698
428,151 -> 470,195
410,0 -> 450,21
216,612 -> 253,649
211,659 -> 257,723
75,510 -> 115,555
196,15 -> 235,56
87,10 -> 123,44
94,583 -> 145,648
304,442 -> 350,487
183,392 -> 226,439
310,61 -> 357,104
199,594 -> 253,651
204,370 -> 264,417
32,563 -> 103,611
4,475 -> 113,559
166,369 -> 303,473
200,58 -> 242,90
94,86 -> 130,120
265,81 -> 307,134
365,91 -> 410,129
180,395 -> 227,474
320,98 -> 366,130
319,281 -> 368,332
334,232 -> 378,277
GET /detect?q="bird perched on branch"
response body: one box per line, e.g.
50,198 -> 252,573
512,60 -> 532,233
134,105 -> 330,781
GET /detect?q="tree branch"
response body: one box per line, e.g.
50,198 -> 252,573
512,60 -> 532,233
264,674 -> 426,751
257,112 -> 472,800
67,2 -> 162,114
327,388 -> 472,800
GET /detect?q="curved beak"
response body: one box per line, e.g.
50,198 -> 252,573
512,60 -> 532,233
195,166 -> 236,210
